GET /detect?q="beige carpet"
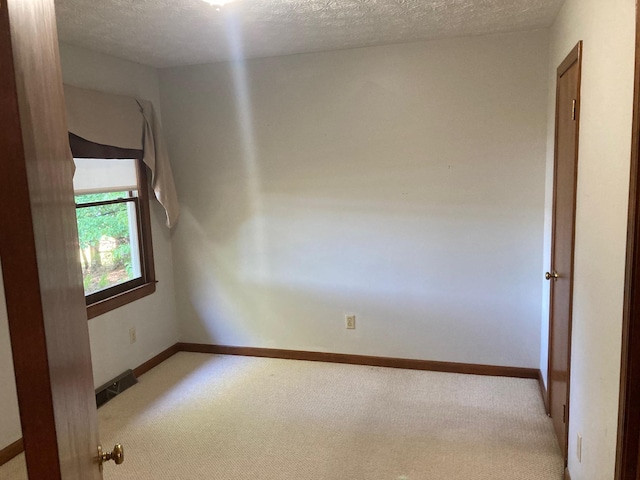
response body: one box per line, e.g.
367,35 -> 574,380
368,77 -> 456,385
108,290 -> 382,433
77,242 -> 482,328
1,353 -> 563,479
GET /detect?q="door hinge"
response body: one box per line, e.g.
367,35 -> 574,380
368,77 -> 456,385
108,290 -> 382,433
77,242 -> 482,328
563,404 -> 566,423
572,100 -> 577,121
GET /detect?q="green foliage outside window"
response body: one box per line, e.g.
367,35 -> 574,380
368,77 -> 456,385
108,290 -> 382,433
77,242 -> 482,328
76,191 -> 138,294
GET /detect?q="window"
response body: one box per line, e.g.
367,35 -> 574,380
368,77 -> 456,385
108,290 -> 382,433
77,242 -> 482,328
74,158 -> 156,319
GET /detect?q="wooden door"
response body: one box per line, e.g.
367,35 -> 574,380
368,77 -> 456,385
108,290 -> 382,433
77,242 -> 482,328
547,42 -> 582,461
0,1 -> 103,479
616,4 -> 640,480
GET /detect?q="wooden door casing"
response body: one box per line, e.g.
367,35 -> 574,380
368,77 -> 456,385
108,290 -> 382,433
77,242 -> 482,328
548,41 -> 582,462
0,0 -> 102,479
616,3 -> 640,480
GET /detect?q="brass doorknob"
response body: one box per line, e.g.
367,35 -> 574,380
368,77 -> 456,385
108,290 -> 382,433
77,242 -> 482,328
98,444 -> 124,469
545,271 -> 559,280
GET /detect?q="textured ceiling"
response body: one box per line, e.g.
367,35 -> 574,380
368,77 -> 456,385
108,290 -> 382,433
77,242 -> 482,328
54,0 -> 565,68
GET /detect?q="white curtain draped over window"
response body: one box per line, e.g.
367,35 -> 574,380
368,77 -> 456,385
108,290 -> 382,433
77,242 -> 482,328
63,84 -> 179,228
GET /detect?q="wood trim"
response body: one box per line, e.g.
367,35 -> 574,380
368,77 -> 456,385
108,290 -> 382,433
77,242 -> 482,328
565,467 -> 572,480
616,4 -> 640,480
0,439 -> 24,467
137,160 -> 156,285
558,42 -> 582,77
86,281 -> 156,319
133,343 -> 180,378
177,343 -> 539,379
538,370 -> 550,414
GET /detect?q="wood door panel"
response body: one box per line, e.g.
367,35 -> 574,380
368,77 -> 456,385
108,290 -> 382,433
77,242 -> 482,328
548,43 -> 582,461
0,0 -> 102,479
616,5 -> 640,479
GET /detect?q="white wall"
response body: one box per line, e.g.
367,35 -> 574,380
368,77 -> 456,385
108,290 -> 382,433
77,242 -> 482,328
0,44 -> 179,451
540,0 -> 636,478
160,30 -> 549,368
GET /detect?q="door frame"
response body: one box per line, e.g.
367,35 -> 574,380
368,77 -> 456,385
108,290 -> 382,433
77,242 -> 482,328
616,4 -> 640,480
547,41 -> 582,462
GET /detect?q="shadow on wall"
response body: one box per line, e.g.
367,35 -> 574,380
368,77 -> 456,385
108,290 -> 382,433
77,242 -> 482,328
175,189 -> 542,368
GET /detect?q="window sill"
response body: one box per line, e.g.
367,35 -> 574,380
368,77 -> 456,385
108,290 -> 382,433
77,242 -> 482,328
87,281 -> 156,320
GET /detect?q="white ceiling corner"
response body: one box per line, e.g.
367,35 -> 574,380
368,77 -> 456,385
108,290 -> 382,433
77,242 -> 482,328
54,0 -> 565,68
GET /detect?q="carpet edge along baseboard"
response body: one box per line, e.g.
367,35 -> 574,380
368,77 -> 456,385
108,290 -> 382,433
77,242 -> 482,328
177,343 -> 539,379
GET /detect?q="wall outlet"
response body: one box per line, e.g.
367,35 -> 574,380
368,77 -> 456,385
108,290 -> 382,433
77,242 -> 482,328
577,433 -> 582,462
129,327 -> 136,344
345,315 -> 356,329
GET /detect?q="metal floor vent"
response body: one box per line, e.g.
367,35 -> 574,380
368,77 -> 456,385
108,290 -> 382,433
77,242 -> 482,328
96,369 -> 138,408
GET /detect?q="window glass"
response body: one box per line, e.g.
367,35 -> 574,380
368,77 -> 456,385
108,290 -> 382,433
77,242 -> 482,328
73,158 -> 145,299
75,191 -> 142,295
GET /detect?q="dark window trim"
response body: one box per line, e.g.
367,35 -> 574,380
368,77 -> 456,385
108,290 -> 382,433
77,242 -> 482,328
77,196 -> 137,209
87,274 -> 146,305
87,282 -> 156,319
75,158 -> 156,320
